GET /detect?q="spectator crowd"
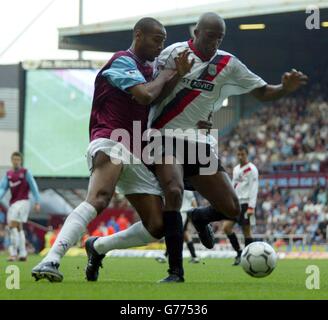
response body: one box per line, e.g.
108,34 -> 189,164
219,89 -> 328,174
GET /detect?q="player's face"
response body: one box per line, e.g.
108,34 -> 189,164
140,26 -> 166,61
11,156 -> 22,169
194,26 -> 225,60
237,150 -> 248,164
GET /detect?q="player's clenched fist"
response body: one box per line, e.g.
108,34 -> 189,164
282,69 -> 308,93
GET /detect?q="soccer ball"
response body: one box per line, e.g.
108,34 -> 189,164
240,241 -> 277,278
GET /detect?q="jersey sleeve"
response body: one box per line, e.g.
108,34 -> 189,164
230,56 -> 267,94
212,55 -> 268,112
0,175 -> 9,200
26,171 -> 41,203
155,43 -> 188,73
248,166 -> 259,209
102,56 -> 146,91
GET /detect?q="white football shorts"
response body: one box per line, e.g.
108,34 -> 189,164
7,200 -> 31,223
86,138 -> 162,196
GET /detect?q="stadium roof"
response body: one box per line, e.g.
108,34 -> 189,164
58,0 -> 328,51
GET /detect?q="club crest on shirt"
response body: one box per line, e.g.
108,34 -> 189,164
125,69 -> 138,76
207,64 -> 217,77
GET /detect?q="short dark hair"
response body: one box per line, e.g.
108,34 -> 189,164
237,144 -> 248,154
133,17 -> 163,34
11,151 -> 23,159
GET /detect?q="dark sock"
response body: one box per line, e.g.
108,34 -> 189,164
187,241 -> 197,258
227,233 -> 242,255
163,211 -> 184,277
245,237 -> 253,247
191,206 -> 229,225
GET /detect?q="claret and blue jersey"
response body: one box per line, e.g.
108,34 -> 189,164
0,168 -> 41,205
89,50 -> 154,151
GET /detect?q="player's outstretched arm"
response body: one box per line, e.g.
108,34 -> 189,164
251,69 -> 308,101
0,175 -> 9,201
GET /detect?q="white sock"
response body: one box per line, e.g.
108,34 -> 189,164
94,221 -> 159,255
9,228 -> 19,257
18,230 -> 27,258
42,202 -> 97,264
8,246 -> 15,257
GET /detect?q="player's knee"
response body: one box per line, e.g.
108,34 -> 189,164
143,218 -> 164,239
224,196 -> 241,219
87,191 -> 111,213
231,198 -> 241,218
212,195 -> 240,219
164,185 -> 183,210
148,224 -> 164,239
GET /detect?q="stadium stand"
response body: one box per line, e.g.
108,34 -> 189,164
212,77 -> 328,248
219,80 -> 328,174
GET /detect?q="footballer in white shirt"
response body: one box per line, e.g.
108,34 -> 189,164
150,12 -> 307,282
223,145 -> 259,266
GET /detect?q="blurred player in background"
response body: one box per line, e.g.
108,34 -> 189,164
156,190 -> 200,264
223,145 -> 259,265
31,17 -> 193,282
150,12 -> 308,282
0,152 -> 41,261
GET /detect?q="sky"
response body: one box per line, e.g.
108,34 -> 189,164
0,0 -> 223,64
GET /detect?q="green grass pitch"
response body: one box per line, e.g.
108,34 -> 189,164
0,255 -> 327,300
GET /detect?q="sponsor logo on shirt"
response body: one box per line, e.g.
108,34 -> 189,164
190,80 -> 214,91
9,181 -> 21,188
208,64 -> 217,76
125,69 -> 139,77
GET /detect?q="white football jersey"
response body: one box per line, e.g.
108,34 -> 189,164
149,40 -> 267,142
232,162 -> 259,208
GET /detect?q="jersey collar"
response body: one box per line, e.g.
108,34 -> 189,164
239,162 -> 250,169
127,49 -> 147,65
187,39 -> 213,62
